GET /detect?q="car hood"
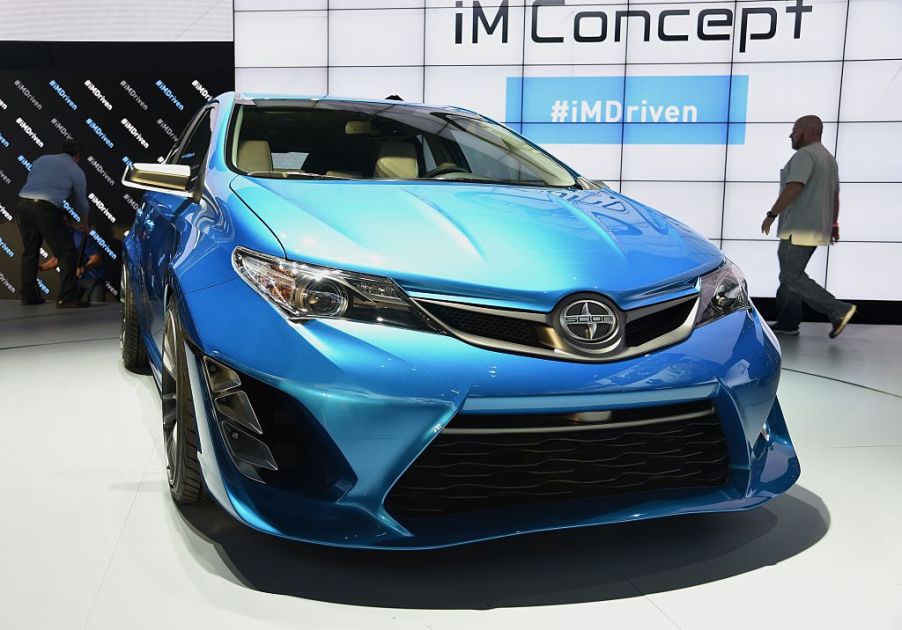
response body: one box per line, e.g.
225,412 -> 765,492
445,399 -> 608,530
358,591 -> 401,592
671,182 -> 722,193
230,177 -> 723,311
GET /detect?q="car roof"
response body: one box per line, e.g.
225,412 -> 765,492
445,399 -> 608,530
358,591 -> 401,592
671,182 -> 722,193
233,92 -> 477,115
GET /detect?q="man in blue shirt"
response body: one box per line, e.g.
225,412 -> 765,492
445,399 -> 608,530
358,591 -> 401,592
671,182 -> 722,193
17,139 -> 91,307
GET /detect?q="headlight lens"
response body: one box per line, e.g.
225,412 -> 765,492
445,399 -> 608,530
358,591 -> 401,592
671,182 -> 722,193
695,262 -> 750,326
302,279 -> 348,317
233,247 -> 434,331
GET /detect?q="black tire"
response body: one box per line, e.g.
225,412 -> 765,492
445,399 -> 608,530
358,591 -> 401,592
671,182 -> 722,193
162,300 -> 203,504
121,265 -> 148,371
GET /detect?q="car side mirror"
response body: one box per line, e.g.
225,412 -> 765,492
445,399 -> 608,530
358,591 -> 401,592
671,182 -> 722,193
122,163 -> 192,196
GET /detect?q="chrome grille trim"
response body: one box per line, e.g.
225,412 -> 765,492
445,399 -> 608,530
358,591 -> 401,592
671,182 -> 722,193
441,409 -> 714,435
411,294 -> 699,363
414,298 -> 547,323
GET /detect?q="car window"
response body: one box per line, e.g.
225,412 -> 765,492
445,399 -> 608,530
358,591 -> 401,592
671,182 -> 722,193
229,103 -> 576,187
448,117 -> 574,186
166,109 -> 205,165
174,108 -> 214,188
163,137 -> 182,164
273,151 -> 309,170
451,130 -> 525,182
418,135 -> 437,172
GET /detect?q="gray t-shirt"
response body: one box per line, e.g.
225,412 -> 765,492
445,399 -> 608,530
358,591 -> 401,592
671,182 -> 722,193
777,141 -> 840,247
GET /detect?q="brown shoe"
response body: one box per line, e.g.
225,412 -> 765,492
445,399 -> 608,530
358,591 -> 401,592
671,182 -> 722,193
829,305 -> 856,339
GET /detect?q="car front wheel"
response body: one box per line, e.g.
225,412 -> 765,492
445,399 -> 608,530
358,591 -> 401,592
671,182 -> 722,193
120,265 -> 148,371
162,299 -> 203,504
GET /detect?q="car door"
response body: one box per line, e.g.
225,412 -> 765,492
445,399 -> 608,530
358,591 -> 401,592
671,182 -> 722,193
138,104 -> 216,358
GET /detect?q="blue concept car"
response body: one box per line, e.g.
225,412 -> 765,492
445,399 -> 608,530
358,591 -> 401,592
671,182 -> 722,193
120,92 -> 799,549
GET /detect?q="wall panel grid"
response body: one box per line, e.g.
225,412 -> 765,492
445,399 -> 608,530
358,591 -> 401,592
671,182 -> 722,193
235,0 -> 902,301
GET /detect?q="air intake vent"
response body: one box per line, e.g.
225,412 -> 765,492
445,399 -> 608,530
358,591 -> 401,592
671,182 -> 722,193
202,357 -> 356,499
386,400 -> 728,520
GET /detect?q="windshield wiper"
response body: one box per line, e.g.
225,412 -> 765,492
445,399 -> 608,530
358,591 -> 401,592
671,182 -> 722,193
244,170 -> 349,180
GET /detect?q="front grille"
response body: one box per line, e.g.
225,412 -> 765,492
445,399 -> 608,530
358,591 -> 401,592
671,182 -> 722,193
385,400 -> 728,520
625,298 -> 696,348
420,302 -> 544,347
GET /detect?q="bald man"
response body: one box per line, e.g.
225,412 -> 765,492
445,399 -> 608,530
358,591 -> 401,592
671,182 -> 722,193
761,115 -> 856,339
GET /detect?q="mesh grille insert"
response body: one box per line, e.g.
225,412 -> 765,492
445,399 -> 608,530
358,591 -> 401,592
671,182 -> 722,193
420,302 -> 544,347
386,401 -> 728,520
625,298 -> 696,348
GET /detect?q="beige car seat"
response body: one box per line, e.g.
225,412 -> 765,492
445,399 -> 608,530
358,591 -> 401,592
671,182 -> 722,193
237,140 -> 273,173
373,141 -> 418,180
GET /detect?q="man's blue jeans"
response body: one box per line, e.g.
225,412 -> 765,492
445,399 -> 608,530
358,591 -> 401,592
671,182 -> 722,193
776,238 -> 851,328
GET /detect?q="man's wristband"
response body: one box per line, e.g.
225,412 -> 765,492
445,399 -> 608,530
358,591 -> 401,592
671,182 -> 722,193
766,211 -> 778,219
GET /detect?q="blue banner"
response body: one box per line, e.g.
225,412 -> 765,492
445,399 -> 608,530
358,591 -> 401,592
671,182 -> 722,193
506,75 -> 748,145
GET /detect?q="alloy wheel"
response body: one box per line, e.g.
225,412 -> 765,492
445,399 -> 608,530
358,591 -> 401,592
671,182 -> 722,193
120,268 -> 128,354
161,308 -> 179,485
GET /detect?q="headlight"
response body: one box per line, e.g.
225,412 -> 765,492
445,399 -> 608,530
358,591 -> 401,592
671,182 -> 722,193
233,247 -> 435,331
695,261 -> 750,326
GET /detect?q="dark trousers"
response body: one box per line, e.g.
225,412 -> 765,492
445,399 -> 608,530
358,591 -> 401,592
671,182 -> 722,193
776,238 -> 850,328
78,278 -> 106,303
16,198 -> 79,302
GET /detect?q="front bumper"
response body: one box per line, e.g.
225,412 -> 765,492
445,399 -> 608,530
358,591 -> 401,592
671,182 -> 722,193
179,277 -> 798,549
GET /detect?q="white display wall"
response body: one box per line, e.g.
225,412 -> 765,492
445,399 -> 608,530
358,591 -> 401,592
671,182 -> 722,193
234,0 -> 902,301
0,0 -> 232,41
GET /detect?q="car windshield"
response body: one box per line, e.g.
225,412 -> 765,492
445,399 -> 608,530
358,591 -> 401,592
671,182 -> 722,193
229,101 -> 577,188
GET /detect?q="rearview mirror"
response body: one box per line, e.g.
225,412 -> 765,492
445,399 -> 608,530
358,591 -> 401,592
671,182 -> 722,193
345,120 -> 375,135
122,163 -> 191,196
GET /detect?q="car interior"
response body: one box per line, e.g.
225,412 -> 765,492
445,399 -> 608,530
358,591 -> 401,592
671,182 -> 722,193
233,106 -> 449,179
229,102 -> 571,186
